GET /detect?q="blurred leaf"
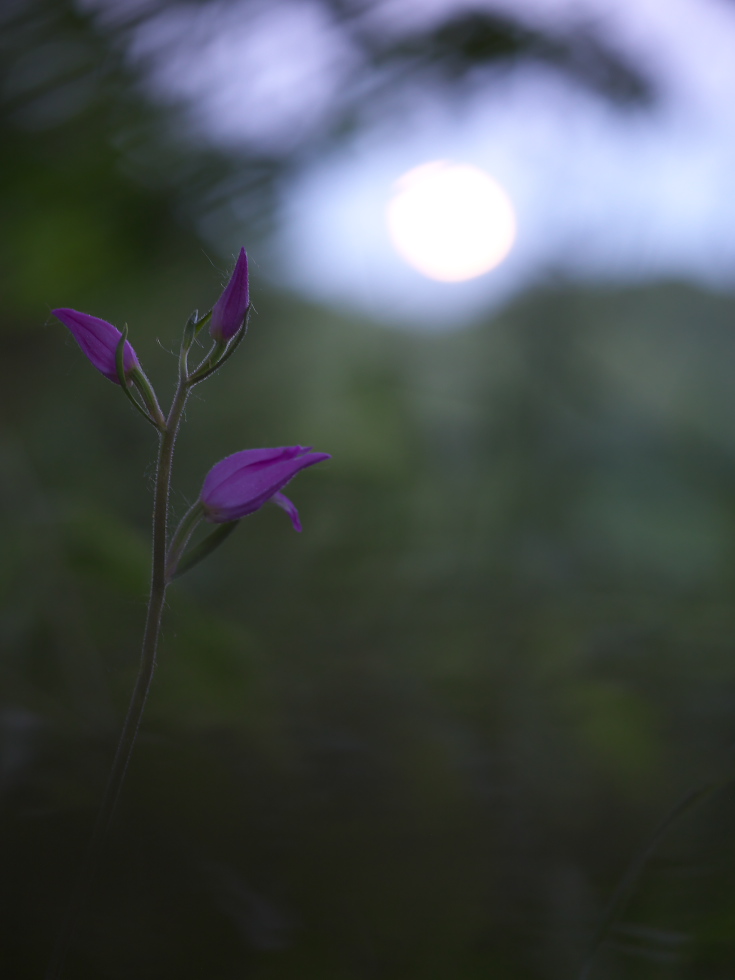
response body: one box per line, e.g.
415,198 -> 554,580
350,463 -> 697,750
564,680 -> 662,788
62,502 -> 149,594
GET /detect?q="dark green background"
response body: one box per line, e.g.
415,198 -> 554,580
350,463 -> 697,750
3,2 -> 735,977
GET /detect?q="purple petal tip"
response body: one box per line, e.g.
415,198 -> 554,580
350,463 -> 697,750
53,308 -> 139,383
209,248 -> 250,342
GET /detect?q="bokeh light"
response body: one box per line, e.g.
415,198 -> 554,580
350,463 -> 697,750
386,161 -> 517,282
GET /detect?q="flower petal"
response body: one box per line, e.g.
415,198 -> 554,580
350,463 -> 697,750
53,308 -> 139,384
200,446 -> 330,524
209,248 -> 250,341
272,492 -> 302,532
201,447 -> 308,500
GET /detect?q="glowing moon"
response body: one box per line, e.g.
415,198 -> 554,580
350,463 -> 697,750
386,161 -> 517,282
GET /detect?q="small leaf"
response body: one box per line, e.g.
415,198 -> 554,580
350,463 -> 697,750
171,521 -> 240,579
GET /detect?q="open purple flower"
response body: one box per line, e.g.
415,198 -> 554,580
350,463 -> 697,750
53,308 -> 139,384
200,446 -> 330,531
209,247 -> 249,341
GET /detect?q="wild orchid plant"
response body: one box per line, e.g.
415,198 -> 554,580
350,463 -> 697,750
45,249 -> 330,979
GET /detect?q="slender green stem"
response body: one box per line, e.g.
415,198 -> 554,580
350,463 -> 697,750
44,378 -> 190,980
188,339 -> 221,382
188,314 -> 249,386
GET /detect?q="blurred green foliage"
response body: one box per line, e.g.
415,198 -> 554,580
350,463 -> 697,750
3,1 -> 735,979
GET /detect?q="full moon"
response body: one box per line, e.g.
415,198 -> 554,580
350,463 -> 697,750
386,161 -> 517,282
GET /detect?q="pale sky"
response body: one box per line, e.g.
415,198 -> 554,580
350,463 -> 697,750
83,0 -> 735,327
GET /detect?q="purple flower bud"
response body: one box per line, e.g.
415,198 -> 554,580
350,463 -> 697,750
53,308 -> 140,384
209,247 -> 250,341
200,446 -> 331,530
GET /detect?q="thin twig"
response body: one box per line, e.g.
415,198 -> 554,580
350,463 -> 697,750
44,378 -> 190,979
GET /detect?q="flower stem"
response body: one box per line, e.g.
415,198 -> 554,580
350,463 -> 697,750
44,378 -> 190,980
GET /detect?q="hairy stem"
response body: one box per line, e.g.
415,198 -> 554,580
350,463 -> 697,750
44,379 -> 190,980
